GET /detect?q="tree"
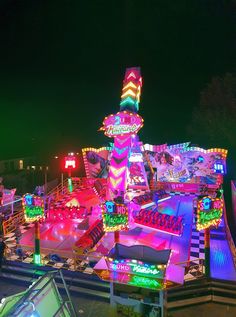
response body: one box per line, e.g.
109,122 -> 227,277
188,73 -> 236,151
188,73 -> 236,232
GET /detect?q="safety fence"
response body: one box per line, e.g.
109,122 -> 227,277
5,241 -> 205,283
5,243 -> 103,273
2,209 -> 25,236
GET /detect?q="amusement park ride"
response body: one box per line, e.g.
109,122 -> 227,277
2,67 -> 234,317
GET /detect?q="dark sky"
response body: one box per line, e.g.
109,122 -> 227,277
0,0 -> 235,159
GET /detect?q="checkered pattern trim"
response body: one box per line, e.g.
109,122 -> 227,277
190,222 -> 205,261
168,191 -> 196,196
184,221 -> 205,281
3,223 -> 94,274
126,189 -> 147,194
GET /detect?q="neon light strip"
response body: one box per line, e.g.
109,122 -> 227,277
122,82 -> 137,90
121,89 -> 137,98
2,197 -> 22,207
139,202 -> 156,209
158,196 -> 172,203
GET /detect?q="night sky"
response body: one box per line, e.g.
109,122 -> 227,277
0,0 -> 235,159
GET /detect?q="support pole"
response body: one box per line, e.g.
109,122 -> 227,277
34,221 -> 41,265
68,170 -> 73,192
204,228 -> 210,278
114,231 -> 120,244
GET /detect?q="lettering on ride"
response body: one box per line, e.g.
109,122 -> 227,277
199,209 -> 221,224
132,265 -> 160,276
25,206 -> 44,218
110,263 -> 130,271
106,123 -> 140,136
129,276 -> 161,289
116,205 -> 127,215
102,201 -> 129,231
23,193 -> 44,222
108,258 -> 163,278
104,213 -> 127,226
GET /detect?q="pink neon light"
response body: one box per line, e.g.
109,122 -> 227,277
101,111 -> 143,138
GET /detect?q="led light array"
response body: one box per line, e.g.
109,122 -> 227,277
142,143 -> 167,152
106,257 -> 166,279
100,111 -> 144,138
22,193 -> 45,223
120,67 -> 142,112
167,142 -> 190,150
196,196 -> 223,231
181,147 -> 228,158
102,201 -> 129,232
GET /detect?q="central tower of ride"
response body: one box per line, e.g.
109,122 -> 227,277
100,67 -> 149,202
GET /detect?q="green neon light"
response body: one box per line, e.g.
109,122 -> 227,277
199,209 -> 222,224
120,96 -> 136,106
103,213 -> 128,227
33,253 -> 41,265
25,206 -> 44,219
128,275 -> 162,289
68,178 -> 73,192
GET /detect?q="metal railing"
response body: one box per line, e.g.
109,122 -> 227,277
2,209 -> 25,235
6,242 -> 104,273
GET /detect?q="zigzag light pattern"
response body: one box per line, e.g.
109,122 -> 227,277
110,177 -> 123,188
120,67 -> 142,113
107,136 -> 132,199
110,166 -> 126,178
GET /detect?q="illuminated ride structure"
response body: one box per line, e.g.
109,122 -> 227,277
5,67 -> 234,317
84,67 -> 234,315
83,67 -> 228,237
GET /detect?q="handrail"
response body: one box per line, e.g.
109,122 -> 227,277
2,209 -> 25,235
45,177 -> 87,209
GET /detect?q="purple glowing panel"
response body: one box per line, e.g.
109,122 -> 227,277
144,143 -> 227,185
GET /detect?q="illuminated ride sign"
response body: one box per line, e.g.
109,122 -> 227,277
23,193 -> 45,223
100,111 -> 143,138
64,153 -> 77,170
102,201 -> 129,232
128,275 -> 162,290
96,269 -> 164,291
106,257 -> 165,279
196,196 -> 223,231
